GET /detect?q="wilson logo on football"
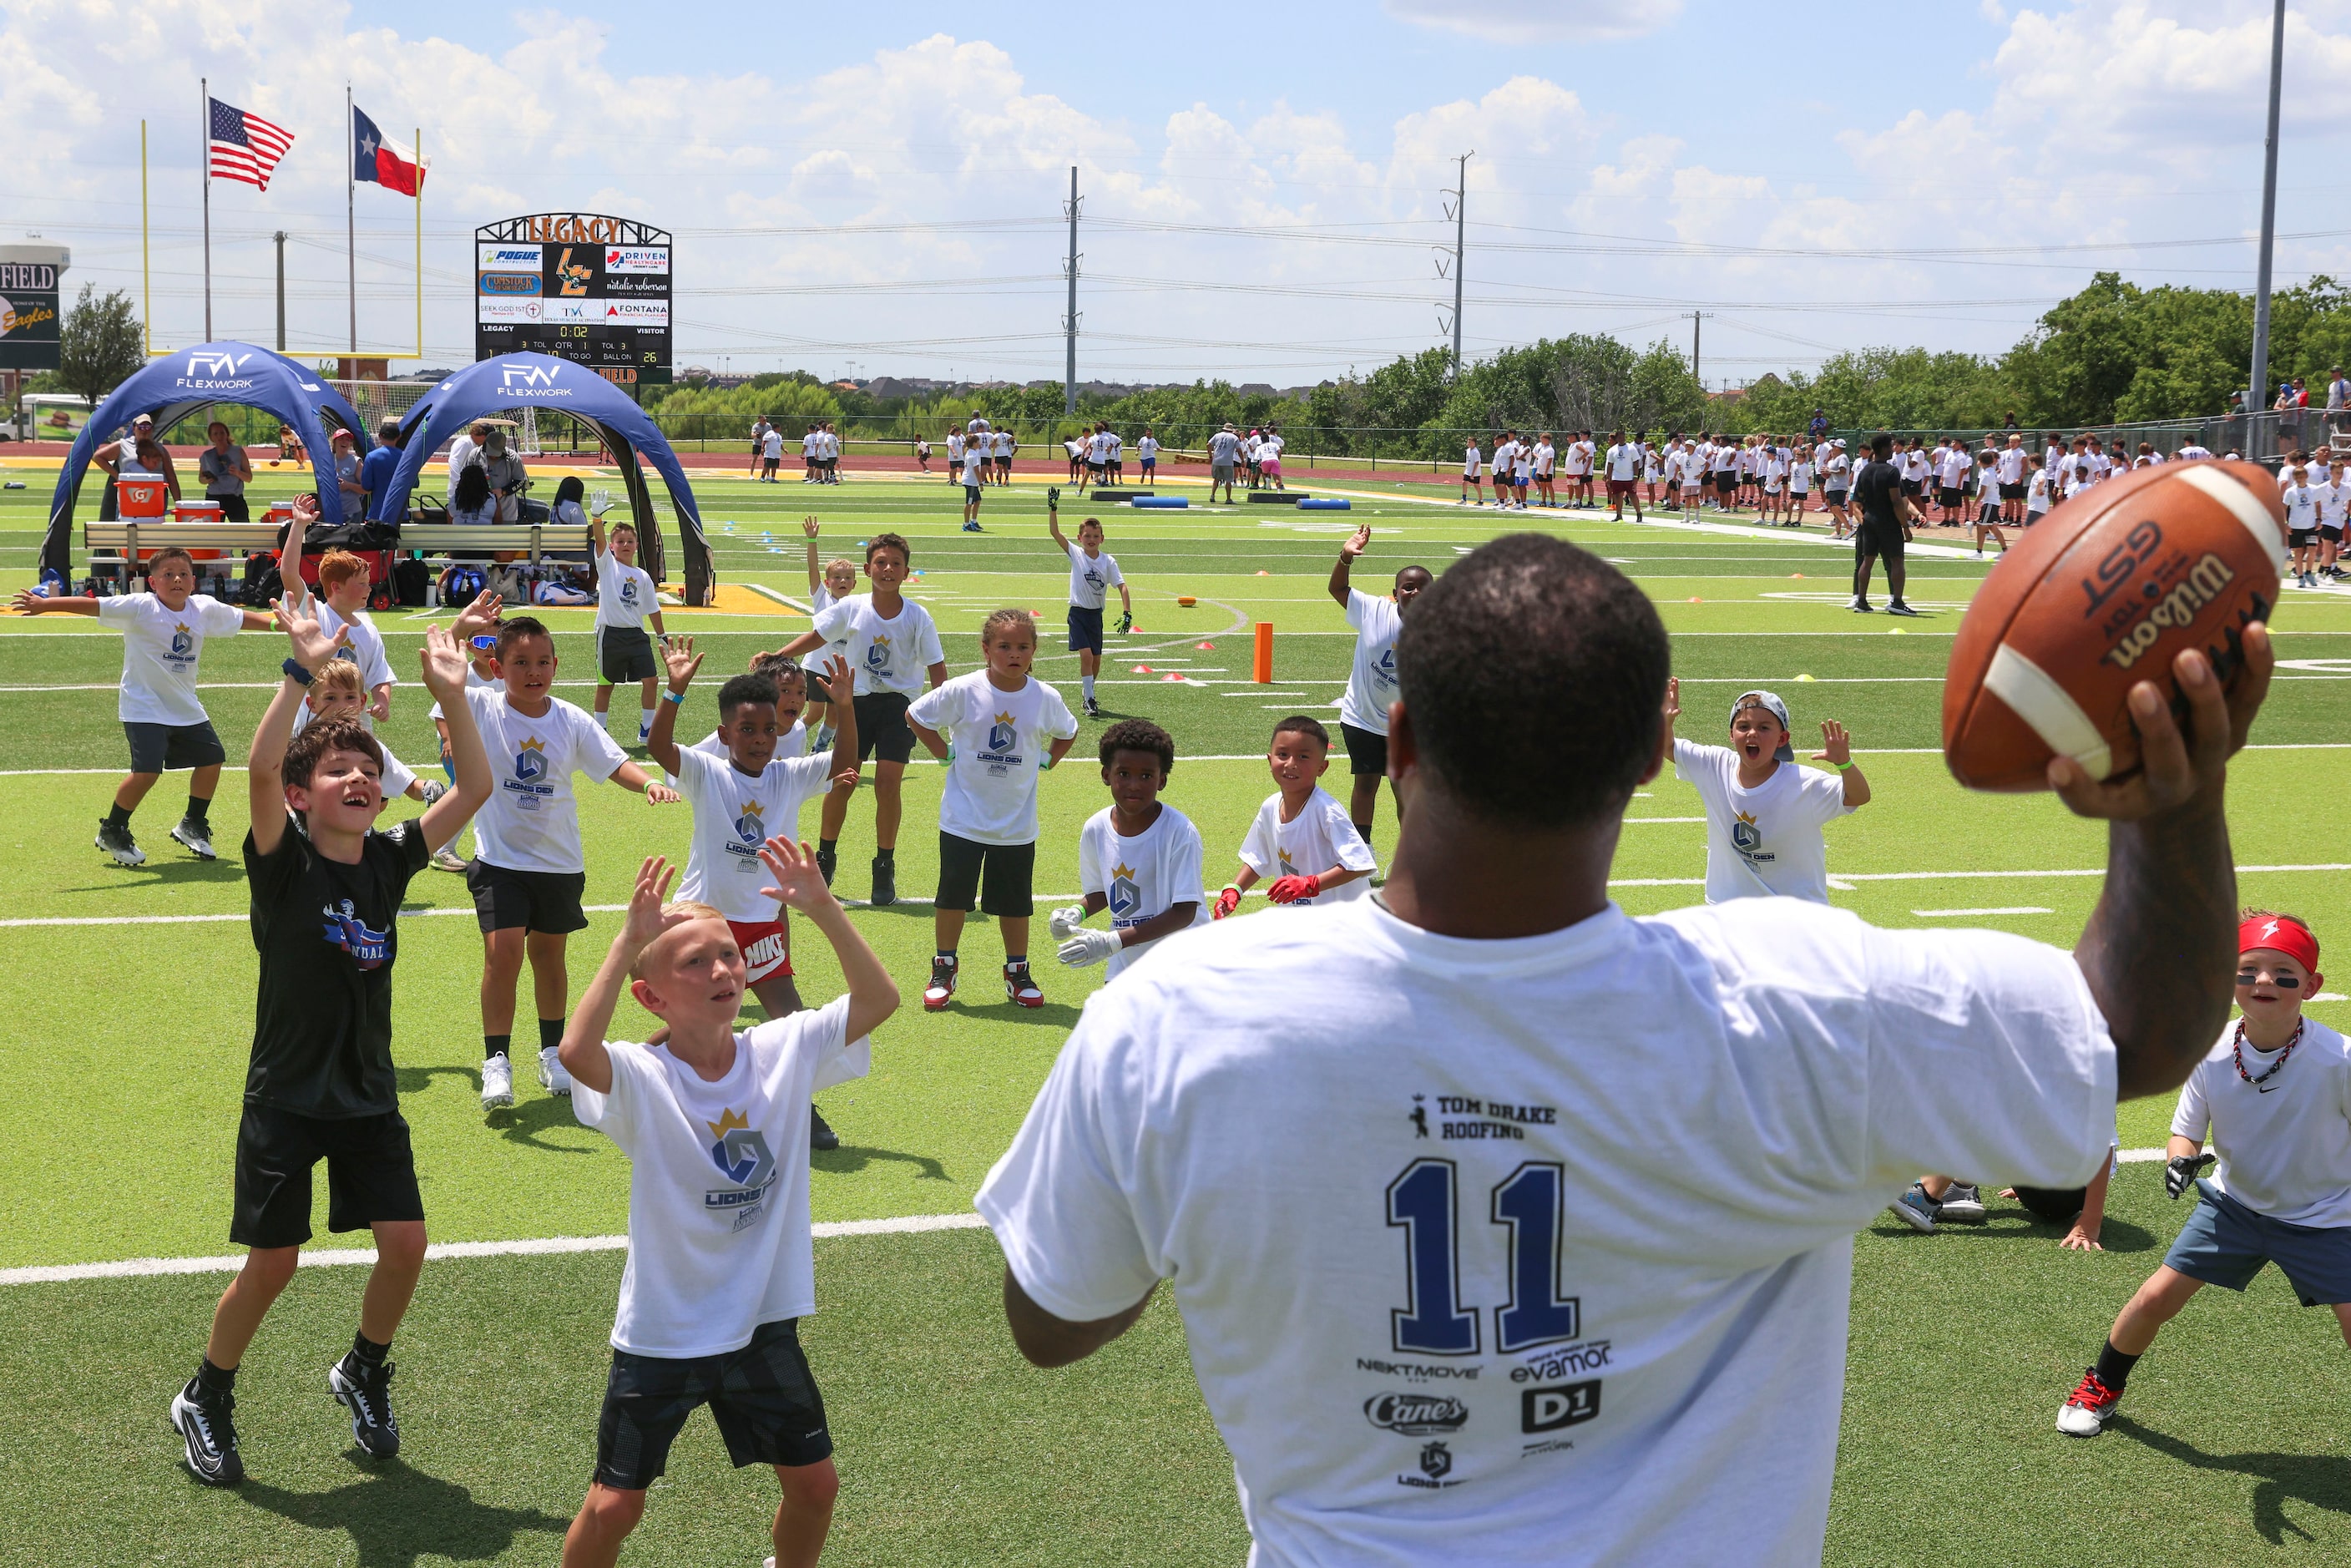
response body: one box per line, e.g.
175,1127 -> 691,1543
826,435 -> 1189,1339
1364,1393 -> 1469,1435
2101,554 -> 2236,672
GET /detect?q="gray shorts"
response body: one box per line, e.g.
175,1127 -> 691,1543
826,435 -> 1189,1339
2165,1179 -> 2351,1307
1211,463 -> 1235,484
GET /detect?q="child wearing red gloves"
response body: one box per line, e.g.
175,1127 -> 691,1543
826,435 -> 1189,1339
1212,716 -> 1377,918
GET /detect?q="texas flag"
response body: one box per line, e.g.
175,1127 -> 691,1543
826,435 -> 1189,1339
351,105 -> 427,196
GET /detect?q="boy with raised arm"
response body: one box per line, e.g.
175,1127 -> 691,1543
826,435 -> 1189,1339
168,599 -> 497,1488
907,609 -> 1079,1011
589,505 -> 667,744
1211,716 -> 1377,919
1048,495 -> 1132,719
647,635 -> 860,1151
2059,912 -> 2351,1437
556,851 -> 898,1568
801,518 -> 859,743
1661,678 -> 1870,905
1328,524 -> 1431,849
1049,718 -> 1206,982
14,547 -> 272,865
778,533 -> 947,906
464,615 -> 681,1115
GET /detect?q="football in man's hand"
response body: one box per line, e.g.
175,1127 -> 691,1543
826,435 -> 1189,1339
1943,459 -> 2285,791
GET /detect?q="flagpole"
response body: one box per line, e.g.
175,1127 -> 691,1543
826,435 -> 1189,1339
140,120 -> 153,357
414,126 -> 425,358
346,83 -> 357,358
200,78 -> 213,342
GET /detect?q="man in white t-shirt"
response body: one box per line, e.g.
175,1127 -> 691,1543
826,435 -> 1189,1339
977,532 -> 2269,1568
464,616 -> 682,1114
1666,681 -> 1868,903
556,846 -> 897,1568
946,428 -> 965,487
1603,428 -> 1643,522
1329,524 -> 1431,850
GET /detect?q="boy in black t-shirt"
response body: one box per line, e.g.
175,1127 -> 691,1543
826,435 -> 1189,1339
169,595 -> 501,1488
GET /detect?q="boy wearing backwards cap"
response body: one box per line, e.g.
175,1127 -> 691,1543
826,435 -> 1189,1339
1661,679 -> 1869,905
2058,911 -> 2351,1436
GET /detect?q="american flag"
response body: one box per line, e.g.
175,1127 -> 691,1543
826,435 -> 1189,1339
207,97 -> 294,190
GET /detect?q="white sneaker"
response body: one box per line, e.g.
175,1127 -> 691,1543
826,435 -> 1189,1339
481,1054 -> 514,1111
538,1045 -> 574,1096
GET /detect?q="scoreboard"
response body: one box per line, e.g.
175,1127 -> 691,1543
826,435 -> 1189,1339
473,214 -> 671,385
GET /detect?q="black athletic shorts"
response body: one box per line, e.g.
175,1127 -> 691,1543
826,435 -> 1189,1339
1999,481 -> 2026,501
1857,518 -> 1907,561
1936,487 -> 1963,509
467,859 -> 590,934
1066,606 -> 1105,655
598,626 -> 657,685
1340,721 -> 1389,778
936,830 -> 1035,916
231,1102 -> 424,1249
124,719 -> 227,774
963,483 -> 983,505
1825,489 -> 1848,507
594,1317 -> 832,1490
2324,524 -> 2345,543
1714,473 -> 1737,495
2291,528 -> 2318,549
852,691 -> 914,766
1900,479 -> 1923,497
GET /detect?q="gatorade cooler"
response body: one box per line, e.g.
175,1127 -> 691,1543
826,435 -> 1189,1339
172,498 -> 225,560
117,477 -> 169,518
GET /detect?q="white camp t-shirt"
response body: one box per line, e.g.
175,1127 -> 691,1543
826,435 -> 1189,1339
1138,436 -> 1159,461
98,592 -> 244,726
811,594 -> 944,698
1606,443 -> 1641,481
1067,545 -> 1125,610
2283,484 -> 2318,532
463,687 -> 629,874
2172,1016 -> 2351,1227
315,599 -> 395,696
1338,589 -> 1403,736
671,745 -> 840,923
906,671 -> 1078,845
808,584 -> 852,665
1996,447 -> 2027,484
670,719 -> 806,789
574,997 -> 870,1358
1237,787 -> 1378,903
1078,805 -> 1207,980
963,446 -> 987,485
948,433 -> 965,463
2027,470 -> 2054,513
428,665 -> 502,723
1673,738 -> 1853,904
595,548 -> 657,633
1493,440 -> 1519,479
2179,443 -> 2213,462
975,896 -> 2116,1568
2318,482 -> 2350,531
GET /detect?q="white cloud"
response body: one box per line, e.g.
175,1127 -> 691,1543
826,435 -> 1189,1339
1384,0 -> 1682,44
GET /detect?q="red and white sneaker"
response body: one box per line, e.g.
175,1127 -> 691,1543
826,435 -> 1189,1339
923,957 -> 958,1012
1004,964 -> 1044,1008
2056,1369 -> 2121,1437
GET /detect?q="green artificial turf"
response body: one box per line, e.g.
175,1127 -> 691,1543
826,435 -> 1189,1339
2,467 -> 2348,1563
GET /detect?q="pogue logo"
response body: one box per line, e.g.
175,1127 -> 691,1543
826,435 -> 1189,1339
513,736 -> 547,782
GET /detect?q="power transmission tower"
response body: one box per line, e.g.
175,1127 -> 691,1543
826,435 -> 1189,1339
1063,166 -> 1083,416
1436,151 -> 1472,377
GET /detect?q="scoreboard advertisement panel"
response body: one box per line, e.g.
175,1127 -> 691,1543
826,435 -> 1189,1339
473,214 -> 670,384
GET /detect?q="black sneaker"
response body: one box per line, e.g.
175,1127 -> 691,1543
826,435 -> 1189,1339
1084,697 -> 1102,719
870,856 -> 897,908
328,1353 -> 401,1459
1887,599 -> 1922,618
1850,598 -> 1873,614
816,846 -> 837,887
810,1104 -> 840,1152
96,819 -> 147,867
171,1381 -> 244,1485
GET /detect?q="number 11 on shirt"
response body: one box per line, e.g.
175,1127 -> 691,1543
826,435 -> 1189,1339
1387,1158 -> 1581,1356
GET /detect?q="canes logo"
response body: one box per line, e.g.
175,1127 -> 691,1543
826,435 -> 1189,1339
513,736 -> 547,783
706,1109 -> 777,1191
1364,1393 -> 1469,1436
1108,862 -> 1142,921
321,898 -> 392,969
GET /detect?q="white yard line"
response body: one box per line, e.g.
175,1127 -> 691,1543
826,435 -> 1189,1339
1912,907 -> 2055,917
0,1213 -> 989,1288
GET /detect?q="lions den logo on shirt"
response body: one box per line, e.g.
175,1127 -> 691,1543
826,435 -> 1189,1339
705,1109 -> 777,1232
505,736 -> 554,808
168,623 -> 195,662
980,711 -> 1023,776
321,899 -> 392,969
1108,862 -> 1142,923
729,799 -> 766,867
1730,809 -> 1770,862
865,632 -> 894,676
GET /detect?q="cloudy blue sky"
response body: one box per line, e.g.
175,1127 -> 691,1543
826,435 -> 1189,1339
9,0 -> 2351,386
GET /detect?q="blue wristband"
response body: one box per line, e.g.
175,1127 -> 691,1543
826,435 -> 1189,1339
660,688 -> 685,705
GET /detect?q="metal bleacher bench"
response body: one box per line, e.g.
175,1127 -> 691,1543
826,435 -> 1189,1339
83,519 -> 594,575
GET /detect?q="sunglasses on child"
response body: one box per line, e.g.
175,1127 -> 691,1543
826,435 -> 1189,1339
469,635 -> 498,650
2237,969 -> 2303,989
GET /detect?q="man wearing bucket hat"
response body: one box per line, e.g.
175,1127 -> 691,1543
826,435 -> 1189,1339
1661,678 -> 1870,905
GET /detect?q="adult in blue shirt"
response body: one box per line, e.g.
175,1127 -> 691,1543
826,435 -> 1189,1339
359,417 -> 404,522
